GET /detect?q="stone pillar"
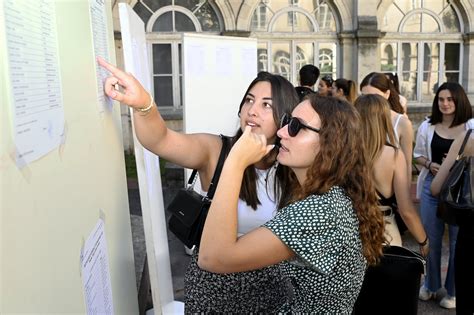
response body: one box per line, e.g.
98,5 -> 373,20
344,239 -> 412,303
338,32 -> 356,81
355,16 -> 381,85
463,32 -> 474,103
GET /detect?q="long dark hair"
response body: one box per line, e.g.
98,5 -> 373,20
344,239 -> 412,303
290,95 -> 384,265
360,72 -> 404,114
234,71 -> 299,209
429,82 -> 472,127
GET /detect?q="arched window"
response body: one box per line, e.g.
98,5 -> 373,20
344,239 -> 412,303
133,0 -> 222,113
380,0 -> 462,104
251,0 -> 338,85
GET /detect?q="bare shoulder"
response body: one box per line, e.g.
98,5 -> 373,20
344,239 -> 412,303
398,114 -> 413,129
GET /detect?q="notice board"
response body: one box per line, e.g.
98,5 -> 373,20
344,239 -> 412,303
0,0 -> 138,313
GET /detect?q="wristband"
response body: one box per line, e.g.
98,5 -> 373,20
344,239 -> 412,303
134,94 -> 154,115
418,236 -> 428,246
428,161 -> 432,170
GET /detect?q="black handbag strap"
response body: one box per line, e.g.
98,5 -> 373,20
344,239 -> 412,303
186,135 -> 229,200
457,129 -> 473,158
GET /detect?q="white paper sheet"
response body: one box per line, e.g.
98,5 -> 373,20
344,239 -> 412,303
89,0 -> 111,112
80,218 -> 114,315
4,0 -> 65,167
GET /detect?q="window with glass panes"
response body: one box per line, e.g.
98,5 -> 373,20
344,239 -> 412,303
380,0 -> 462,104
251,0 -> 338,86
133,0 -> 221,112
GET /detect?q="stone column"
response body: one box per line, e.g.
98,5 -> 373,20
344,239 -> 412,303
463,32 -> 474,103
338,32 -> 356,81
355,16 -> 381,85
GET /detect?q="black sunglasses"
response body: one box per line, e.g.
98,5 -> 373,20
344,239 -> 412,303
280,113 -> 320,137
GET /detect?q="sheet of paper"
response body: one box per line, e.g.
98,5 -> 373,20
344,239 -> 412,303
80,218 -> 114,315
216,46 -> 232,76
4,0 -> 65,167
89,0 -> 111,112
187,44 -> 205,76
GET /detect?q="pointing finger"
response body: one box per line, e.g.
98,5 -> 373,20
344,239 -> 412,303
97,56 -> 129,82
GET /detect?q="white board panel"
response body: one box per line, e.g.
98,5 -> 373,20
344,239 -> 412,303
0,1 -> 138,313
182,33 -> 257,136
118,3 -> 183,314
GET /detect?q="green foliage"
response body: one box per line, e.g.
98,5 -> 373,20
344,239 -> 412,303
124,152 -> 137,179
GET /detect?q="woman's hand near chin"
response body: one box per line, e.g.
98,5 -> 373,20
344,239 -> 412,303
228,126 -> 275,170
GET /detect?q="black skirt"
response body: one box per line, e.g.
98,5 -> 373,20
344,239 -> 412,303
184,249 -> 291,314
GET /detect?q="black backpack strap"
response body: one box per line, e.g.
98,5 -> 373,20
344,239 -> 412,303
206,135 -> 230,200
457,129 -> 473,158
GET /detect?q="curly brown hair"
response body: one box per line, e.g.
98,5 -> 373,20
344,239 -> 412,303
290,95 -> 385,265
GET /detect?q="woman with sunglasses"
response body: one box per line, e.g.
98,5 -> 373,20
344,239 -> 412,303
354,94 -> 428,250
198,95 -> 385,313
97,57 -> 299,313
318,75 -> 333,97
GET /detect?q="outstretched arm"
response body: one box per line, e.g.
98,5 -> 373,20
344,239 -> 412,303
98,57 -> 220,179
198,126 -> 294,273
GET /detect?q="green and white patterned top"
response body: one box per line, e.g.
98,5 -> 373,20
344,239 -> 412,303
264,186 -> 366,313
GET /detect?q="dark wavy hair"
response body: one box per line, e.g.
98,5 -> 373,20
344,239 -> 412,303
360,72 -> 404,114
235,71 -> 299,209
290,95 -> 385,265
429,82 -> 472,127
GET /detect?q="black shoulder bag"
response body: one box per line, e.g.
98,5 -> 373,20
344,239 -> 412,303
437,129 -> 474,225
167,135 -> 229,248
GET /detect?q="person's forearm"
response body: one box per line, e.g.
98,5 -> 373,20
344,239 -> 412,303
415,156 -> 431,168
399,209 -> 426,244
198,157 -> 245,268
131,104 -> 169,153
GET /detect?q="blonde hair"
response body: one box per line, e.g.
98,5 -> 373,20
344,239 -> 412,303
354,94 -> 397,166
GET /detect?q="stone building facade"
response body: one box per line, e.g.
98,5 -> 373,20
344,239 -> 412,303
110,0 -> 474,152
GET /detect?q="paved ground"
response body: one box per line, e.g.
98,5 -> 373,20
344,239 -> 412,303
128,174 -> 456,314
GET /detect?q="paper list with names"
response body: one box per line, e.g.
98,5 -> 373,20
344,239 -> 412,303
90,0 -> 110,112
4,0 -> 65,167
81,218 -> 114,315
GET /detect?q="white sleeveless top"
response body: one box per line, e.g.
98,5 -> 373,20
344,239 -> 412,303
393,113 -> 403,146
237,167 -> 278,236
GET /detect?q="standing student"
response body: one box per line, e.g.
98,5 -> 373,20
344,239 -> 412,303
414,82 -> 474,309
355,94 -> 428,250
198,95 -> 385,313
431,130 -> 474,315
97,57 -> 300,313
295,64 -> 319,101
360,72 -> 413,181
332,78 -> 357,104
